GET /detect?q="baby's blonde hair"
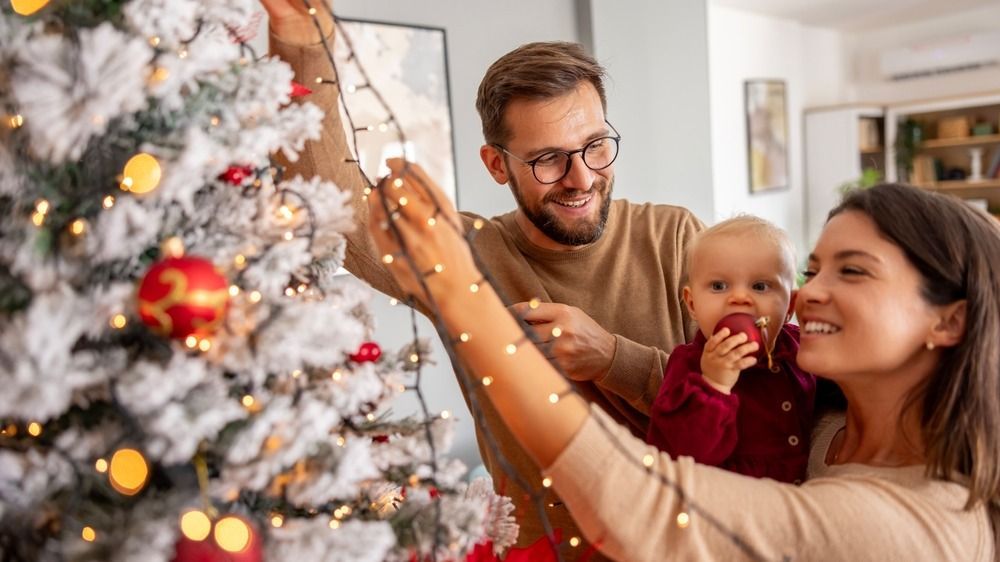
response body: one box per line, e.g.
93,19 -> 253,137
685,215 -> 797,285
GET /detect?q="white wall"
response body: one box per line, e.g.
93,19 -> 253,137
707,5 -> 845,258
261,0 -> 580,470
847,3 -> 1000,104
583,0 -> 716,221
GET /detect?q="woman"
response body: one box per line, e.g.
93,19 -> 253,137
370,165 -> 1000,561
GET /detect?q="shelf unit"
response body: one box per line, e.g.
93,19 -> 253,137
804,105 -> 886,249
886,91 -> 1000,210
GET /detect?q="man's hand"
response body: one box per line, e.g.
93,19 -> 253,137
261,0 -> 334,45
700,328 -> 758,394
509,302 -> 616,382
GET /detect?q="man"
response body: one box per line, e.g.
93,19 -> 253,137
264,2 -> 702,557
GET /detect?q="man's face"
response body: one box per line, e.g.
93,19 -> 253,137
498,82 -> 614,249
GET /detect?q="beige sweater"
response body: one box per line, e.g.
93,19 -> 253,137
547,406 -> 994,561
270,34 -> 702,555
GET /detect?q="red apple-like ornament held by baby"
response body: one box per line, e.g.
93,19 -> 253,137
713,312 -> 774,368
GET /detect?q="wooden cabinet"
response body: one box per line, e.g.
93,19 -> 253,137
804,105 -> 885,249
886,92 -> 1000,213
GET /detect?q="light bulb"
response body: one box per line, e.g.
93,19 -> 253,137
121,153 -> 161,194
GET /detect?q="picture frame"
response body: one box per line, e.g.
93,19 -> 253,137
334,18 -> 459,205
744,79 -> 789,193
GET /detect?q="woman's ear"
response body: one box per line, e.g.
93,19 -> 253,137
480,145 -> 509,185
928,300 -> 967,349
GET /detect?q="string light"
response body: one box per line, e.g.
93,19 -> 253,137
148,36 -> 160,47
331,369 -> 342,381
214,516 -> 252,553
296,283 -> 307,293
30,211 -> 44,226
3,424 -> 16,437
570,537 -> 581,547
6,114 -> 24,129
328,519 -> 340,529
95,458 -> 108,473
180,510 -> 212,541
427,217 -> 436,226
551,326 -> 563,338
548,393 -> 559,404
345,84 -> 357,94
27,422 -> 41,436
365,413 -> 376,422
197,339 -> 211,352
10,0 -> 49,16
397,196 -> 408,207
228,285 -> 240,297
249,290 -> 262,303
185,335 -> 198,349
458,332 -> 470,342
541,477 -> 552,488
149,67 -> 170,84
676,511 -> 691,528
473,218 -> 485,230
440,410 -> 451,420
469,282 -> 480,293
382,254 -> 394,264
120,153 -> 161,194
102,195 -> 115,209
307,7 -> 316,14
642,454 -> 655,467
409,353 -> 420,363
336,436 -> 346,447
481,376 -> 493,387
284,287 -> 296,297
69,218 -> 87,236
270,514 -> 284,528
504,343 -> 517,355
178,48 -> 188,59
161,236 -> 185,258
291,369 -> 302,378
108,448 -> 149,496
110,314 -> 127,329
432,263 -> 444,274
392,178 -> 404,188
529,298 -> 540,309
210,116 -> 220,127
283,231 -> 294,241
241,395 -> 255,408
389,298 -> 399,306
81,526 -> 96,542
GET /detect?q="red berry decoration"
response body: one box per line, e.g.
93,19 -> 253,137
350,341 -> 382,363
289,81 -> 312,99
173,514 -> 261,562
219,165 -> 254,186
713,312 -> 769,364
137,256 -> 229,339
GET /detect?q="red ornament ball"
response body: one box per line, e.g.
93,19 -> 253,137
138,256 -> 229,339
350,341 -> 382,363
172,514 -> 261,562
713,312 -> 768,363
219,165 -> 254,186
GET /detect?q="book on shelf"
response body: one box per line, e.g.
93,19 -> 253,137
989,147 -> 1000,179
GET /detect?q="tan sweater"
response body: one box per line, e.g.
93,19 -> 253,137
547,406 -> 994,561
270,34 -> 702,555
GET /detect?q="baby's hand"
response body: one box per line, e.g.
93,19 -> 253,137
700,328 -> 759,394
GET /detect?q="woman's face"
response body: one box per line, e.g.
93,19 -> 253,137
795,211 -> 940,383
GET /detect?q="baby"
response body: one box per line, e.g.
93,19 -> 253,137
646,216 -> 815,484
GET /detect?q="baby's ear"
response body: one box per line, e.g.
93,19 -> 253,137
682,286 -> 696,320
786,290 -> 798,322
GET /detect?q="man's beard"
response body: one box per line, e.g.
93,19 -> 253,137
510,175 -> 613,246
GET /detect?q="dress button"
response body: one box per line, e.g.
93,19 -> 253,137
781,401 -> 792,412
788,435 -> 800,446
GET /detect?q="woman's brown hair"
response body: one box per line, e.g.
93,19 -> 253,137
831,183 -> 1000,556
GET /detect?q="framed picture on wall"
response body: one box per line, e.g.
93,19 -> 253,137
744,79 -> 789,193
334,18 -> 458,205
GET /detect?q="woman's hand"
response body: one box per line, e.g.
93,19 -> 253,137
261,0 -> 334,45
368,159 -> 480,311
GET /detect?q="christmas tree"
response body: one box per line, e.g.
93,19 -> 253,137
0,1 -> 515,560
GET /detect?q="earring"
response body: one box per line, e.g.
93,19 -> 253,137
926,341 -> 935,351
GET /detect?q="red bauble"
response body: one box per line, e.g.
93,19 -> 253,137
219,165 -> 254,186
172,516 -> 261,562
350,341 -> 382,363
289,81 -> 313,99
137,256 -> 229,339
713,313 -> 768,363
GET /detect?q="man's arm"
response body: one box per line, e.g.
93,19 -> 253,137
264,1 -> 404,299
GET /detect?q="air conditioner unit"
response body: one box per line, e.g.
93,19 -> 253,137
879,30 -> 1000,81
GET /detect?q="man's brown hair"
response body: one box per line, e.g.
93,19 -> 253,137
475,41 -> 607,146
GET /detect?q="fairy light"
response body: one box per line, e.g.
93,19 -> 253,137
397,196 -> 408,207
233,254 -> 247,268
328,519 -> 340,529
6,114 -> 24,129
197,339 -> 211,352
382,254 -> 394,264
409,353 -> 420,364
458,332 -> 470,342
677,511 -> 691,528
270,514 -> 284,528
551,327 -> 563,338
365,413 -> 376,422
179,510 -> 212,541
185,335 -> 198,349
529,298 -> 541,309
161,236 -> 185,258
277,205 -> 294,221
642,454 -> 655,468
389,298 -> 399,306
120,153 -> 161,194
307,7 -> 316,14
392,178 -> 404,188
264,435 -> 282,452
35,199 -> 49,214
541,477 -> 552,488
110,314 -> 127,329
284,287 -> 296,297
249,290 -> 262,303
102,195 -> 115,209
296,283 -> 307,293
210,116 -> 220,127
427,217 -> 436,226
283,231 -> 294,241
214,516 -> 252,553
291,369 -> 302,378
10,0 -> 49,16
81,526 -> 96,542
440,410 -> 451,420
241,395 -> 255,408
30,211 -> 44,226
548,393 -> 559,404
148,36 -> 160,47
149,67 -> 170,84
108,448 -> 149,496
432,264 -> 444,274
331,369 -> 342,381
481,376 -> 493,387
473,218 -> 485,230
504,343 -> 517,355
345,84 -> 357,94
570,537 -> 581,547
69,218 -> 87,236
27,422 -> 41,436
336,436 -> 346,447
228,285 -> 240,297
469,282 -> 480,293
95,458 -> 108,473
3,424 -> 16,437
178,48 -> 188,59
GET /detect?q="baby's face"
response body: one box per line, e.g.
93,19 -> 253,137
684,234 -> 795,347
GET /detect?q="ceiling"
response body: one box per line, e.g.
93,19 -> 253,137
711,0 -> 998,31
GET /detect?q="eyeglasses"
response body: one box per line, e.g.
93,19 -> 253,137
494,121 -> 621,184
